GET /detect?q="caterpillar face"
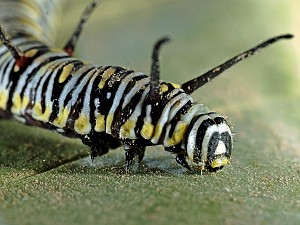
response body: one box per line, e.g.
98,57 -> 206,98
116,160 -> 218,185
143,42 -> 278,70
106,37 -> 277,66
185,113 -> 232,171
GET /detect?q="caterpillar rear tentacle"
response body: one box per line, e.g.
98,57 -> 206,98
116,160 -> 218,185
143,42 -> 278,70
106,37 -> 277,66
64,0 -> 99,55
149,37 -> 170,104
0,1 -> 293,173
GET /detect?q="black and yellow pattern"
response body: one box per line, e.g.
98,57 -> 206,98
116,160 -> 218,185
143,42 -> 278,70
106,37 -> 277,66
0,0 -> 293,172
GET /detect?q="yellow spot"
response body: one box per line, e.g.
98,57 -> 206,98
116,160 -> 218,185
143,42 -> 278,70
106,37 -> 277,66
25,49 -> 38,58
170,82 -> 181,89
59,64 -> 74,83
98,67 -> 115,89
141,122 -> 154,140
11,94 -> 22,114
32,102 -> 52,122
173,122 -> 187,142
0,90 -> 8,109
13,50 -> 38,73
42,105 -> 52,122
14,65 -> 20,73
160,84 -> 169,93
21,96 -> 29,111
120,120 -> 135,138
210,157 -> 229,168
52,107 -> 70,128
33,102 -> 43,117
167,122 -> 188,146
74,113 -> 91,134
95,114 -> 105,132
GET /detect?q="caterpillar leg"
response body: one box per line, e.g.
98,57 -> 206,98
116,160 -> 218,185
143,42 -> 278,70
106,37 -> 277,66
90,145 -> 109,161
81,134 -> 109,161
175,154 -> 191,171
137,147 -> 146,163
165,146 -> 191,170
124,145 -> 146,172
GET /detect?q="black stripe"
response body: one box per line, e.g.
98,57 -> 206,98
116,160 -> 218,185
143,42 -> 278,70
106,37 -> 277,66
62,67 -> 94,107
184,113 -> 207,151
16,54 -> 70,110
106,68 -> 135,137
150,88 -> 184,126
66,69 -> 96,130
220,131 -> 232,158
134,84 -> 149,136
213,116 -> 226,125
207,132 -> 220,161
88,66 -> 106,130
168,101 -> 192,138
96,66 -> 124,116
51,60 -> 83,102
48,67 -> 94,123
111,74 -> 147,137
40,69 -> 53,113
193,117 -> 214,163
38,60 -> 70,113
6,48 -> 60,111
39,59 -> 78,114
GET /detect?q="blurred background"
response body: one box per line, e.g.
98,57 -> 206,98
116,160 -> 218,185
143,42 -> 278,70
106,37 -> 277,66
57,0 -> 299,98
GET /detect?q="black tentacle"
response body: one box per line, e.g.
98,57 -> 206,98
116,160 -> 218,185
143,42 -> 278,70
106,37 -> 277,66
64,0 -> 99,55
181,34 -> 293,94
149,36 -> 170,103
0,25 -> 24,60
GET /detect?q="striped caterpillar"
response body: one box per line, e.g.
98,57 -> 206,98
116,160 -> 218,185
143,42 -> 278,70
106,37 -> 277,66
0,1 -> 293,172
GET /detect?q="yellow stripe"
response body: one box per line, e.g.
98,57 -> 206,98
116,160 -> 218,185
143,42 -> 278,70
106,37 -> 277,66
25,49 -> 38,58
11,94 -> 22,114
170,82 -> 181,89
160,84 -> 169,93
141,122 -> 154,140
95,114 -> 105,132
98,67 -> 115,89
59,64 -> 74,83
120,120 -> 136,138
167,122 -> 188,146
0,90 -> 8,110
32,102 -> 52,122
74,113 -> 91,134
210,157 -> 229,168
21,96 -> 29,111
52,107 -> 70,128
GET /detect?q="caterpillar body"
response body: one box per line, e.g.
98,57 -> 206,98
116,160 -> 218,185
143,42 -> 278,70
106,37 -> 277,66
0,0 -> 293,172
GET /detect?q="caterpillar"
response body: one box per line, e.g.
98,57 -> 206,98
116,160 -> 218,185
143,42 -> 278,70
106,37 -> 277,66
0,0 -> 293,172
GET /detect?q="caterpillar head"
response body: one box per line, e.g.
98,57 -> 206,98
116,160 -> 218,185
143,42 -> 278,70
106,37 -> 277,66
149,34 -> 292,172
185,113 -> 232,171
